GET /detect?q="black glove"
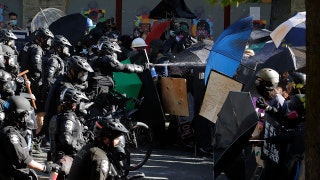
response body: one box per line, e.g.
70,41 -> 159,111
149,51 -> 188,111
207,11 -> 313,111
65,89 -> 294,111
43,161 -> 60,174
256,97 -> 269,109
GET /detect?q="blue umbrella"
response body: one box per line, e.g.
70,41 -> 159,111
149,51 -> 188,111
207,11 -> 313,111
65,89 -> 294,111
204,16 -> 253,84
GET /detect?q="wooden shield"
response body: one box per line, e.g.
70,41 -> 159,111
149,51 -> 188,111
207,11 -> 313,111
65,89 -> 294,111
199,70 -> 243,123
160,77 -> 189,116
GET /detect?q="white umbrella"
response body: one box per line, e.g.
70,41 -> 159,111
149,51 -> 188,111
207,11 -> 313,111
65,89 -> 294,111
270,11 -> 306,48
31,8 -> 65,32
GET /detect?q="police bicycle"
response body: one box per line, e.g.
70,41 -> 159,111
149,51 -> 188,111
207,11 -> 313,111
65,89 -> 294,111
81,89 -> 153,174
104,90 -> 153,172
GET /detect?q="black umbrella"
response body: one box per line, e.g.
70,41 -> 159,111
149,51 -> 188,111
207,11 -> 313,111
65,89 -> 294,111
172,39 -> 213,63
248,29 -> 271,45
235,41 -> 306,87
49,13 -> 87,46
213,91 -> 259,178
165,39 -> 212,77
149,0 -> 196,19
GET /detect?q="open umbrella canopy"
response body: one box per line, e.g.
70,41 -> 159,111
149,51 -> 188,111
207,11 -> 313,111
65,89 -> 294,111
270,11 -> 306,48
213,91 -> 259,177
242,41 -> 305,73
49,13 -> 87,46
248,29 -> 271,52
31,8 -> 65,32
236,41 -> 306,92
149,0 -> 196,19
204,16 -> 253,84
173,39 -> 213,63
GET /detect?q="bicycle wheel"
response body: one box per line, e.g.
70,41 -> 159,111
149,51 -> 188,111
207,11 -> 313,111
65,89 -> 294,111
122,122 -> 152,171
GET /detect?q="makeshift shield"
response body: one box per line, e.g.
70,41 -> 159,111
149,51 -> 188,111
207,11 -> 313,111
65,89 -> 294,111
199,70 -> 243,123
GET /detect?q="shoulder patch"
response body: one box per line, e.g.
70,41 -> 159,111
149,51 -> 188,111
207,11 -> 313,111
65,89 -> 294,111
65,120 -> 73,132
101,159 -> 109,173
10,134 -> 19,144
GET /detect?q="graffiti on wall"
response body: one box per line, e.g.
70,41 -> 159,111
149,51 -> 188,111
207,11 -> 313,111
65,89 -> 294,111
191,18 -> 213,41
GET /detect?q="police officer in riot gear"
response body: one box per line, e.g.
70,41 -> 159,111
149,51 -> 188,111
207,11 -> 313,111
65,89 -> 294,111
0,29 -> 18,55
68,117 -> 128,180
19,27 -> 54,97
0,69 -> 17,99
1,44 -> 20,75
0,96 -> 58,179
87,39 -> 143,117
49,87 -> 88,162
39,56 -> 93,139
37,35 -> 72,135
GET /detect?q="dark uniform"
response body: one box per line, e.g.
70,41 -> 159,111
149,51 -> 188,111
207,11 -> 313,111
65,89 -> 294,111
45,75 -> 74,120
19,42 -> 44,93
87,52 -> 143,117
0,123 -> 34,179
40,54 -> 65,112
49,110 -> 85,161
67,142 -> 111,180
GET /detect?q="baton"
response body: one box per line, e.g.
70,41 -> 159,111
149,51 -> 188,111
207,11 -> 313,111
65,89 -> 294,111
18,70 -> 37,110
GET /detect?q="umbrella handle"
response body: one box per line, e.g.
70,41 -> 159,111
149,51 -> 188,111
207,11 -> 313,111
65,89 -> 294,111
143,49 -> 150,64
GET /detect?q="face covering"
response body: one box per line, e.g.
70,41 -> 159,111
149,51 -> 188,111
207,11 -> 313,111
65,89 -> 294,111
9,20 -> 17,26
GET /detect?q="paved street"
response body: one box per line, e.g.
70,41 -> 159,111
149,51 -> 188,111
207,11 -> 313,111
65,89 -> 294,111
128,146 -> 214,180
33,145 -> 215,180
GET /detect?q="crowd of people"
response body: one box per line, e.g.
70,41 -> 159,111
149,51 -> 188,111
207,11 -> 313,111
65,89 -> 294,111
0,13 -> 199,178
0,10 -> 307,179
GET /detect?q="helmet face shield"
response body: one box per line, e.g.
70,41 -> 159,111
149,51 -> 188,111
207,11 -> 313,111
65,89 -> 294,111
21,108 -> 37,130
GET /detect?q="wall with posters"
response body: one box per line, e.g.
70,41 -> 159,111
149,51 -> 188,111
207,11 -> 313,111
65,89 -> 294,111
0,0 -> 272,40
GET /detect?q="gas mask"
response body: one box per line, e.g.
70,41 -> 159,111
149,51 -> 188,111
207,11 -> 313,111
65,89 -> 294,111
16,109 -> 37,130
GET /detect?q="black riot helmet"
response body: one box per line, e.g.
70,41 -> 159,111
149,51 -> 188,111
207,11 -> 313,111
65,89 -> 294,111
60,87 -> 88,105
93,117 -> 128,140
35,27 -> 54,40
0,29 -> 17,47
105,31 -> 120,42
0,69 -> 16,97
66,56 -> 93,84
98,39 -> 121,55
34,27 -> 54,48
4,96 -> 37,130
52,35 -> 72,57
1,44 -> 19,74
